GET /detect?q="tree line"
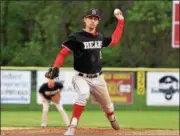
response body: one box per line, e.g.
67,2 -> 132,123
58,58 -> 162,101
1,1 -> 179,68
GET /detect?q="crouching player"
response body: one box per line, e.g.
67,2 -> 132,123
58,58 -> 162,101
38,79 -> 70,128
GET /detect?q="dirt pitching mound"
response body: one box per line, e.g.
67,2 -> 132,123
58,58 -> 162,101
1,127 -> 179,136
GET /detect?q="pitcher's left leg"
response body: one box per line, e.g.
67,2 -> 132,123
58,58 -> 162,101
91,75 -> 120,130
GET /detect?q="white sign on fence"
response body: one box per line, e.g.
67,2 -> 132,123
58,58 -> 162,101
1,70 -> 31,104
147,72 -> 179,106
36,70 -> 78,105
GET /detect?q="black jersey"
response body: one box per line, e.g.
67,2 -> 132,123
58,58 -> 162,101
62,30 -> 112,74
39,82 -> 63,100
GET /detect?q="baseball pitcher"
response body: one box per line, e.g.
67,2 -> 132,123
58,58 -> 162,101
45,8 -> 124,135
39,77 -> 69,128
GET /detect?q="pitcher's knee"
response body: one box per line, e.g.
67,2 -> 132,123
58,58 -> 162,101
75,93 -> 90,106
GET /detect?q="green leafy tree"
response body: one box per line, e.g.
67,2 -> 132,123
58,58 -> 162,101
1,1 -> 179,68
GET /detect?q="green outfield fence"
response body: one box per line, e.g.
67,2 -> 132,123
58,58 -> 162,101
1,66 -> 179,111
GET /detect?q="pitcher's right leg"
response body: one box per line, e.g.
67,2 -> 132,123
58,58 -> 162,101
64,75 -> 90,135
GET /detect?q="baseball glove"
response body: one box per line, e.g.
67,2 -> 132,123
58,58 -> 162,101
51,93 -> 61,104
45,67 -> 59,79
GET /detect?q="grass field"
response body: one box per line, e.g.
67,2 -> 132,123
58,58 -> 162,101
1,111 -> 179,130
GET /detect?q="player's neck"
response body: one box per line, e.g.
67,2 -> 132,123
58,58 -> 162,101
83,28 -> 96,35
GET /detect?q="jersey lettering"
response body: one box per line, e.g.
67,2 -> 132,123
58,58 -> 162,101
83,41 -> 102,49
44,89 -> 60,96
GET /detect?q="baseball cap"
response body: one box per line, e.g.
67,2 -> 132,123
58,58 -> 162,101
84,8 -> 101,19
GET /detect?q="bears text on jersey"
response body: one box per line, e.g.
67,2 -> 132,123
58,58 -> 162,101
83,41 -> 102,49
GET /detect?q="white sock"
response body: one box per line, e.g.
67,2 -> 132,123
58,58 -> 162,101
71,117 -> 78,126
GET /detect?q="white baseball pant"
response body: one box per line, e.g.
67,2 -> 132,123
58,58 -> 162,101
72,71 -> 114,113
41,99 -> 69,127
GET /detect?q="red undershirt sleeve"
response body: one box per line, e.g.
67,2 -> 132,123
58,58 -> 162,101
52,46 -> 70,67
109,19 -> 124,47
